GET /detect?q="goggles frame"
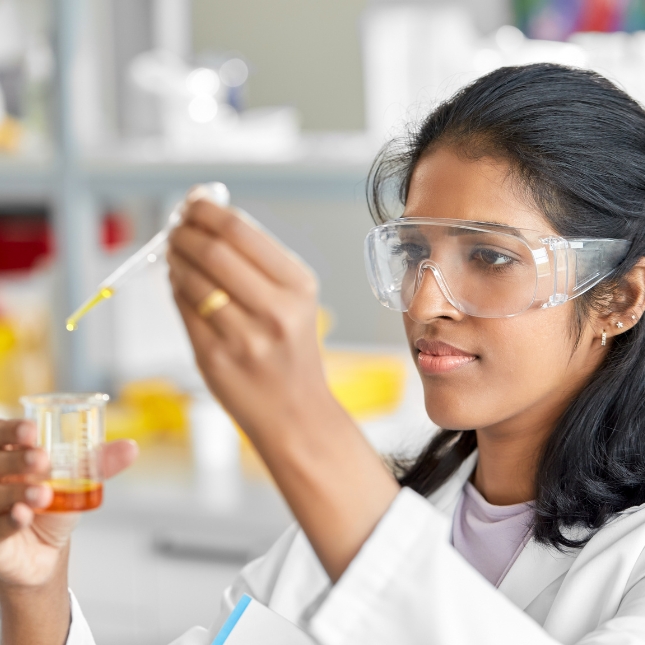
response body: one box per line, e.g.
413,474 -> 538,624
364,218 -> 631,318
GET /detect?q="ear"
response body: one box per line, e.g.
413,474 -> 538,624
593,257 -> 645,342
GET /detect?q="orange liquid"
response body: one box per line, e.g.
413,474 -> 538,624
44,480 -> 103,512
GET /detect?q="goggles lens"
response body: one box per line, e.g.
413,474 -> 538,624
367,221 -> 538,317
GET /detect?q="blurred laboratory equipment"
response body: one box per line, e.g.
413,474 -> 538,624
190,395 -> 240,472
362,3 -> 645,142
362,5 -> 480,139
516,0 -> 645,41
66,182 -> 230,332
106,379 -> 190,445
0,0 -> 54,154
0,205 -> 55,417
21,392 -> 108,512
128,48 -> 299,159
0,0 -> 26,153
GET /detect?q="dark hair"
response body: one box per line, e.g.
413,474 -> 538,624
368,63 -> 645,550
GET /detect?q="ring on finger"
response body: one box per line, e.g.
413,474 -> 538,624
198,288 -> 231,318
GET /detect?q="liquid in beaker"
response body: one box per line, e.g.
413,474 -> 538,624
20,393 -> 108,512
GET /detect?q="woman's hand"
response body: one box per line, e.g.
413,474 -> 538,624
168,194 -> 329,443
0,419 -> 137,588
167,194 -> 400,582
0,419 -> 137,645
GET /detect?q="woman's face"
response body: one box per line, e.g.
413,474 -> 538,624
403,147 -> 606,434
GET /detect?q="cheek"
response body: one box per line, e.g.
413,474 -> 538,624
482,313 -> 572,388
408,309 -> 578,430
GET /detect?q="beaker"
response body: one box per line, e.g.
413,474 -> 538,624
20,393 -> 109,512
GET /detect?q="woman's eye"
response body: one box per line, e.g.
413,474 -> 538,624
394,242 -> 429,265
472,248 -> 515,267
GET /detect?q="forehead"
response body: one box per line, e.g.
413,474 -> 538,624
404,147 -> 552,233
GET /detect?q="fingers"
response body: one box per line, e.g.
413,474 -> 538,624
168,249 -> 252,339
0,502 -> 37,542
173,290 -> 226,361
181,194 -> 315,290
173,291 -> 235,377
0,447 -> 49,479
0,483 -> 52,512
0,503 -> 34,541
0,420 -> 51,542
0,419 -> 37,448
101,440 -> 139,479
169,225 -> 279,317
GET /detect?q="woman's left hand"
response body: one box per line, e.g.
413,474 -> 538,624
167,192 -> 400,582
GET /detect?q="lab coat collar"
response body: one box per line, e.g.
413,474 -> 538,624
426,450 -> 478,517
425,448 -> 579,610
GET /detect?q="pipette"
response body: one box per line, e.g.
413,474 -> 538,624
65,182 -> 231,331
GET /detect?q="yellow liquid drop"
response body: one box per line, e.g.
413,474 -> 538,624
65,287 -> 114,331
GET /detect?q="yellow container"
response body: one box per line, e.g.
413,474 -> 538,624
0,117 -> 22,153
0,315 -> 54,409
106,379 -> 190,444
323,350 -> 407,420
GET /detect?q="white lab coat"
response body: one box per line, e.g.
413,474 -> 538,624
67,452 -> 645,644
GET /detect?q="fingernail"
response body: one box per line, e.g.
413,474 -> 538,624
26,485 -> 51,508
24,450 -> 38,466
186,185 -> 211,204
10,504 -> 27,527
25,486 -> 41,504
16,422 -> 34,444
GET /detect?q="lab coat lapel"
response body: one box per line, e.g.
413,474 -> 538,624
427,449 -> 578,611
497,534 -> 578,611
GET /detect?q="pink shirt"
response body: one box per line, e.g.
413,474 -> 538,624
451,481 -> 534,587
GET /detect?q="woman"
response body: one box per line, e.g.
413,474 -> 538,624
3,63 -> 645,644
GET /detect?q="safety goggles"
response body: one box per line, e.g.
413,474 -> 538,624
364,218 -> 630,318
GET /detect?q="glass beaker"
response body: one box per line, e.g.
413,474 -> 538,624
20,393 -> 109,512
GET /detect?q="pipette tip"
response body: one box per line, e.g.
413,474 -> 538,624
65,287 -> 114,332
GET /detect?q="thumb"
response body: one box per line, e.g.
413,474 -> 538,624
102,440 -> 139,479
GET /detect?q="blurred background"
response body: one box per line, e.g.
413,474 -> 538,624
1,0 -> 644,642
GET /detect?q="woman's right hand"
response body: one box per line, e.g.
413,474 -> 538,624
0,418 -> 138,589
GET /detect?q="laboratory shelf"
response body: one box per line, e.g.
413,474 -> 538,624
0,155 -> 56,197
82,158 -> 371,201
0,143 -> 374,202
81,132 -> 376,200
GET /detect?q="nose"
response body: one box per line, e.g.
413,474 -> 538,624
406,262 -> 465,323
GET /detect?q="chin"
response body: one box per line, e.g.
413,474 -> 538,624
423,395 -> 485,431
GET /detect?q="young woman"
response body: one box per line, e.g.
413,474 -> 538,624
2,63 -> 645,644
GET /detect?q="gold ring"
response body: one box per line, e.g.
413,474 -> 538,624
198,289 -> 230,317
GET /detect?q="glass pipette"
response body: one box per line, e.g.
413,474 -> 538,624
65,182 -> 231,331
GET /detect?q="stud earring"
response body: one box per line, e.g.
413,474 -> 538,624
601,330 -> 607,346
616,321 -> 624,329
632,315 -> 637,320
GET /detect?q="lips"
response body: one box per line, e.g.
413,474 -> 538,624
415,339 -> 477,375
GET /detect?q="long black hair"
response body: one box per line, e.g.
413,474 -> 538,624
368,64 -> 645,550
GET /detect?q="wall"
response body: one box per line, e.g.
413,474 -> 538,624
192,0 -> 367,131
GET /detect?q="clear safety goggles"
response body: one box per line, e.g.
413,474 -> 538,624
364,218 -> 631,318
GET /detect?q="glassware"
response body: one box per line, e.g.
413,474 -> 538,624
65,182 -> 230,331
20,393 -> 109,512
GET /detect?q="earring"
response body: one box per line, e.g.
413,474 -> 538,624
601,330 -> 607,346
616,321 -> 624,329
632,315 -> 637,320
